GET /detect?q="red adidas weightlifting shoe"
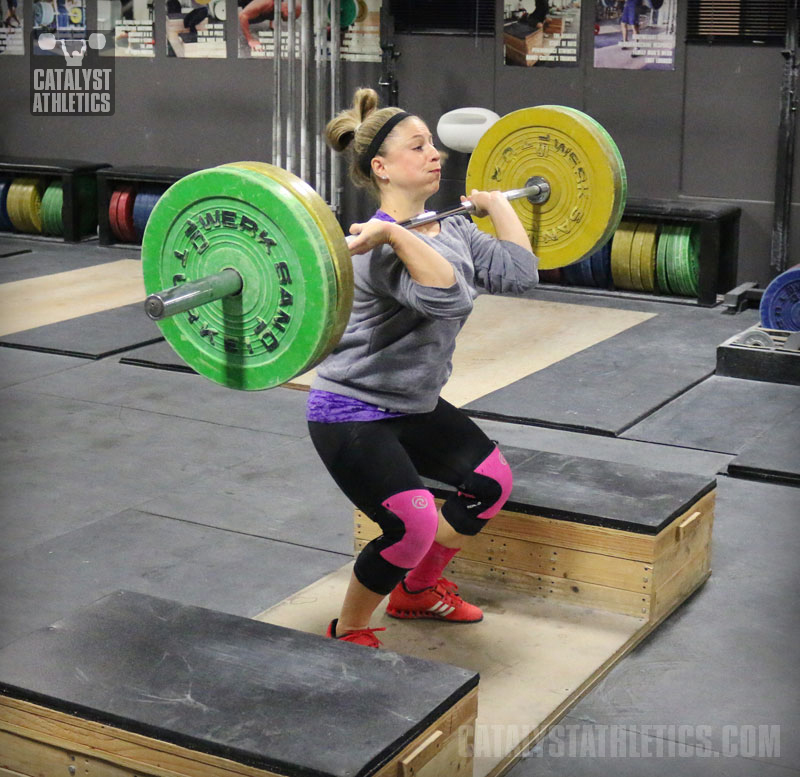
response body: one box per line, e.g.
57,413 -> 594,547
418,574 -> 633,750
325,619 -> 385,648
386,579 -> 483,623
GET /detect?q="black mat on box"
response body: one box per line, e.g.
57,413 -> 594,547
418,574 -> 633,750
0,591 -> 477,777
426,445 -> 715,535
463,310 -> 755,436
0,303 -> 162,359
727,415 -> 800,486
622,376 -> 800,455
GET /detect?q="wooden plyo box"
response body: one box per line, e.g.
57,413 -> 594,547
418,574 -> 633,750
357,490 -> 713,622
355,447 -> 716,622
503,21 -> 543,66
0,591 -> 479,777
543,17 -> 564,34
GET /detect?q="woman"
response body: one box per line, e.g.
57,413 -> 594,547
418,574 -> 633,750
619,0 -> 639,44
309,88 -> 538,648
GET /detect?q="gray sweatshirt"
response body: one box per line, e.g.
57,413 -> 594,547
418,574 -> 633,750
311,215 -> 539,413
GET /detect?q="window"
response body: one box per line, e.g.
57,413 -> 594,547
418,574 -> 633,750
390,0 -> 495,36
687,0 -> 790,44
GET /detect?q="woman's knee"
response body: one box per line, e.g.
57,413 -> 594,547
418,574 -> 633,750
378,489 -> 439,568
353,488 -> 439,595
441,445 -> 513,535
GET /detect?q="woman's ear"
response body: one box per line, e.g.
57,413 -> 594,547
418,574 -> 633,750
371,157 -> 388,182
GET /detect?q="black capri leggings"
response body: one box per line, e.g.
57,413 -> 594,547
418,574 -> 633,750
309,398 -> 511,594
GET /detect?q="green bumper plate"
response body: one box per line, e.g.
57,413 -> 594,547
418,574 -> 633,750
142,164 -> 346,391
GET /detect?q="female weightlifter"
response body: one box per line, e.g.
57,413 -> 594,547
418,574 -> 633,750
619,0 -> 640,45
309,88 -> 539,648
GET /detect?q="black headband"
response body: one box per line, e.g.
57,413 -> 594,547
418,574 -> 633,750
358,111 -> 411,177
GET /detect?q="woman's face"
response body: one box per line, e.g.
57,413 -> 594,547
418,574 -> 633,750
374,117 -> 442,198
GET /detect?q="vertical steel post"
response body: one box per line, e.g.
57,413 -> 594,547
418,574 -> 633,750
287,0 -> 296,175
330,0 -> 341,213
274,5 -> 283,168
300,0 -> 312,182
771,0 -> 799,274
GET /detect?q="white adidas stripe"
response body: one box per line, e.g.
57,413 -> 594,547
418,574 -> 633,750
427,602 -> 455,616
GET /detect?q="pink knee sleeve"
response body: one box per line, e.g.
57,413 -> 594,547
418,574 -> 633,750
474,446 -> 513,519
379,489 -> 438,569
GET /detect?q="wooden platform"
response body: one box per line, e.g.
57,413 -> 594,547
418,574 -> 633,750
256,565 -> 710,777
257,449 -> 716,776
0,260 -> 145,337
0,591 -> 479,777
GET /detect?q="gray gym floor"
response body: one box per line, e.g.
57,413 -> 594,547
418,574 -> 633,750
1,236 -> 798,776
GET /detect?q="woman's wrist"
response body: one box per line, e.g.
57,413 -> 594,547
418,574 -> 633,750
484,192 -> 515,217
384,221 -> 404,248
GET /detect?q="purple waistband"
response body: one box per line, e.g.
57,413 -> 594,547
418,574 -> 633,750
306,389 -> 405,423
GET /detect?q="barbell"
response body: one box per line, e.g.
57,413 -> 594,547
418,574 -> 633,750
141,105 -> 627,391
144,178 -> 549,320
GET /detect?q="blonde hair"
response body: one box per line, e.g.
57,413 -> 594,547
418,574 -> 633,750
325,87 -> 409,195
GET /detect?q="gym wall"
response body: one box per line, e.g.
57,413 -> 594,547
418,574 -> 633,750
0,1 -> 794,287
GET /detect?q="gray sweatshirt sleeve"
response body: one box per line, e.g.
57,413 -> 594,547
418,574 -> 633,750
366,244 -> 474,320
462,219 -> 539,294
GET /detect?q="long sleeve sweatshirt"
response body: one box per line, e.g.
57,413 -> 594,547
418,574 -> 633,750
311,215 -> 539,414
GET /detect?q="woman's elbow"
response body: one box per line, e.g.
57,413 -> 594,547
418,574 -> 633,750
498,266 -> 538,295
421,296 -> 474,319
442,297 -> 474,318
519,267 -> 539,292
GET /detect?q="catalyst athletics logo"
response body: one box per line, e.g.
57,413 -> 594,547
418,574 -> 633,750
31,30 -> 115,116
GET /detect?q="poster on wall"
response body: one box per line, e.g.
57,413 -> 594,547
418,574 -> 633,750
238,0 -> 380,62
1,0 -> 24,54
32,0 -> 86,34
594,0 -> 677,70
98,0 -> 155,57
167,0 -> 226,57
503,1 -> 581,68
339,0 -> 379,62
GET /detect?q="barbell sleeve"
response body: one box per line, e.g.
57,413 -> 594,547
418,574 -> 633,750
144,269 -> 243,321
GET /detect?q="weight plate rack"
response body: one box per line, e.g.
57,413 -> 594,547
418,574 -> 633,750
535,198 -> 740,307
0,157 -> 109,242
97,166 -> 196,246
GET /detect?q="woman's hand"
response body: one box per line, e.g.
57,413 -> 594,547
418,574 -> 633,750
347,219 -> 456,288
460,189 -> 507,219
462,188 -> 534,254
346,218 -> 394,255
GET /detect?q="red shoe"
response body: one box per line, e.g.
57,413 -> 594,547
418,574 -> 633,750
386,579 -> 483,623
438,576 -> 459,594
325,619 -> 385,648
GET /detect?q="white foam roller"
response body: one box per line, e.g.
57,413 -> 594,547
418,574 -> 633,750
436,107 -> 500,154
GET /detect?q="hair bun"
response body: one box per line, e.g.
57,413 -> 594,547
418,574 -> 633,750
353,87 -> 380,122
